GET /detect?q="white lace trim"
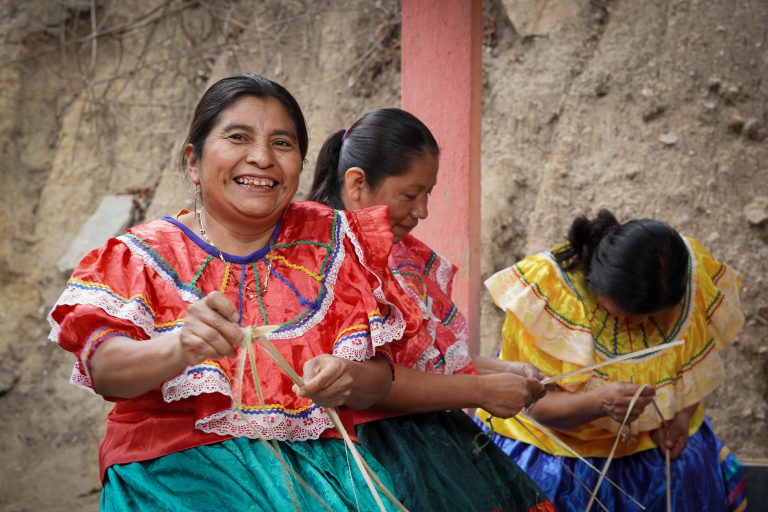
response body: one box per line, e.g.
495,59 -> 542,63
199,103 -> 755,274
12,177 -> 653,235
69,361 -> 96,393
341,213 -> 408,349
48,283 -> 156,341
443,334 -> 473,374
195,404 -> 335,441
433,251 -> 454,295
163,364 -> 232,402
333,331 -> 375,361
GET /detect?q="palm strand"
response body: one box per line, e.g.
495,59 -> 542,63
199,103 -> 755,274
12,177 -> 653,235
246,326 -> 408,512
585,385 -> 649,512
540,341 -> 684,385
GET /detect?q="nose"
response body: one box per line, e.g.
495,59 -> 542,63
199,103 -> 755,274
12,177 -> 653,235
411,195 -> 429,220
245,142 -> 273,168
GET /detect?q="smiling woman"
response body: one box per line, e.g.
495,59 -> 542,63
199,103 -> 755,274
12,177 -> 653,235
48,74 -> 421,511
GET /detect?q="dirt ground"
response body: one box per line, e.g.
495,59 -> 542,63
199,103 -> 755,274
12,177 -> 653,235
0,1 -> 766,510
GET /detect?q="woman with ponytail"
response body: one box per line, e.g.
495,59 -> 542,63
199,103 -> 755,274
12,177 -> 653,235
475,209 -> 748,511
309,108 -> 554,512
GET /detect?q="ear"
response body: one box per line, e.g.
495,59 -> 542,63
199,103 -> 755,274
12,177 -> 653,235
342,167 -> 369,208
184,144 -> 200,185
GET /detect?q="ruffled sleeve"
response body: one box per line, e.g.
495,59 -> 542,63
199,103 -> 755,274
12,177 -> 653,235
48,236 -> 172,394
330,205 -> 422,360
486,252 -> 596,390
689,238 -> 744,349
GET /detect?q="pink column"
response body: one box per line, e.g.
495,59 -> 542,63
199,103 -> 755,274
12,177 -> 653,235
401,0 -> 483,352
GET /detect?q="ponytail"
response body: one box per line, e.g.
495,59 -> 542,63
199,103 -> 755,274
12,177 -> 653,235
309,108 -> 439,211
554,209 -> 620,271
555,209 -> 688,315
307,130 -> 346,209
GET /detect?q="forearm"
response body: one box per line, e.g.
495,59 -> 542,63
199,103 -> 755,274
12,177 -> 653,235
527,389 -> 604,429
90,334 -> 189,398
472,354 -> 512,375
374,366 -> 482,413
343,356 -> 395,410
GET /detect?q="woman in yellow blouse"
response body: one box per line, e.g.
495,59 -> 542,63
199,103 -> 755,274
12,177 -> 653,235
476,209 -> 747,511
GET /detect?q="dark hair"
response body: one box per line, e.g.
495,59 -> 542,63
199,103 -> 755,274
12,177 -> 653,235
308,108 -> 439,209
180,73 -> 308,169
554,209 -> 689,315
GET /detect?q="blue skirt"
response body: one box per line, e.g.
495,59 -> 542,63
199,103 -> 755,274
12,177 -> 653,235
476,416 -> 747,511
101,437 -> 403,512
357,410 -> 555,511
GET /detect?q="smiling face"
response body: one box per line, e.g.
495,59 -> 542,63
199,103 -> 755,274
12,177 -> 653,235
344,152 -> 439,243
186,95 -> 302,233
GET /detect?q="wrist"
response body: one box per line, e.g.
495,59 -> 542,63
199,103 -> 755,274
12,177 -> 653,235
167,333 -> 193,372
589,387 -> 609,418
473,374 -> 490,410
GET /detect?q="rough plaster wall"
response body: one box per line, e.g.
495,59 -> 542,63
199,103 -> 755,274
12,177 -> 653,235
480,0 -> 768,459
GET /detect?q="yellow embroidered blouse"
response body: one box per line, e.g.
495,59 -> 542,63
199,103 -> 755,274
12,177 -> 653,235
476,238 -> 743,458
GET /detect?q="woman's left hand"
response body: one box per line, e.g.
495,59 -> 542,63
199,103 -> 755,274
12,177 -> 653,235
293,354 -> 354,408
650,404 -> 697,460
504,361 -> 546,381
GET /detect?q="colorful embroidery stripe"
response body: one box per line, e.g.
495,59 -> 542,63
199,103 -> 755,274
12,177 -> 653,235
513,264 -> 592,334
711,261 -> 726,284
546,251 -> 585,301
424,252 -> 438,275
393,262 -> 421,272
237,402 -> 319,418
186,362 -> 230,383
119,234 -> 204,300
335,323 -> 368,338
653,338 -> 716,387
431,355 -> 446,369
706,289 -> 724,318
333,331 -> 369,351
80,328 -> 129,376
442,304 -> 458,326
271,269 -> 318,308
67,279 -> 155,317
268,254 -> 323,282
274,213 -> 342,333
155,319 -> 184,333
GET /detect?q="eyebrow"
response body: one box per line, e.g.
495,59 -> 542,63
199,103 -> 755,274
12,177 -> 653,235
221,123 -> 297,141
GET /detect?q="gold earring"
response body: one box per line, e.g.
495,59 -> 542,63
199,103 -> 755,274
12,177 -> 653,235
193,184 -> 201,214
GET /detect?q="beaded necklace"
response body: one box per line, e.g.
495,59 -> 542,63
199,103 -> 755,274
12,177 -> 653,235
196,207 -> 272,297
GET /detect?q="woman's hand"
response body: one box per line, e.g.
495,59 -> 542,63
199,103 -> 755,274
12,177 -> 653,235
596,381 -> 655,424
650,404 -> 697,460
503,361 -> 547,381
477,372 -> 547,419
293,354 -> 355,408
178,291 -> 242,366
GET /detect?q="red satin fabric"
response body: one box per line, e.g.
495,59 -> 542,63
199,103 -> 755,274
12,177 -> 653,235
354,235 -> 477,425
50,201 -> 420,480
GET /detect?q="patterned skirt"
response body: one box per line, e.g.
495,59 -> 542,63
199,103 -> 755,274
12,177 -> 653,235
101,437 -> 404,511
476,416 -> 747,512
356,410 -> 555,511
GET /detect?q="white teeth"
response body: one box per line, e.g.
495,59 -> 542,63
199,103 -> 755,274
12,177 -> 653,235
235,177 -> 275,187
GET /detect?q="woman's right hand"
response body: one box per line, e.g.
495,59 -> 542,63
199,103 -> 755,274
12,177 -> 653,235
477,372 -> 547,419
178,291 -> 243,366
596,381 -> 655,424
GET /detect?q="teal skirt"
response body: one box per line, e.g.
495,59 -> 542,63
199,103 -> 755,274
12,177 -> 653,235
356,411 -> 554,511
101,437 -> 403,512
